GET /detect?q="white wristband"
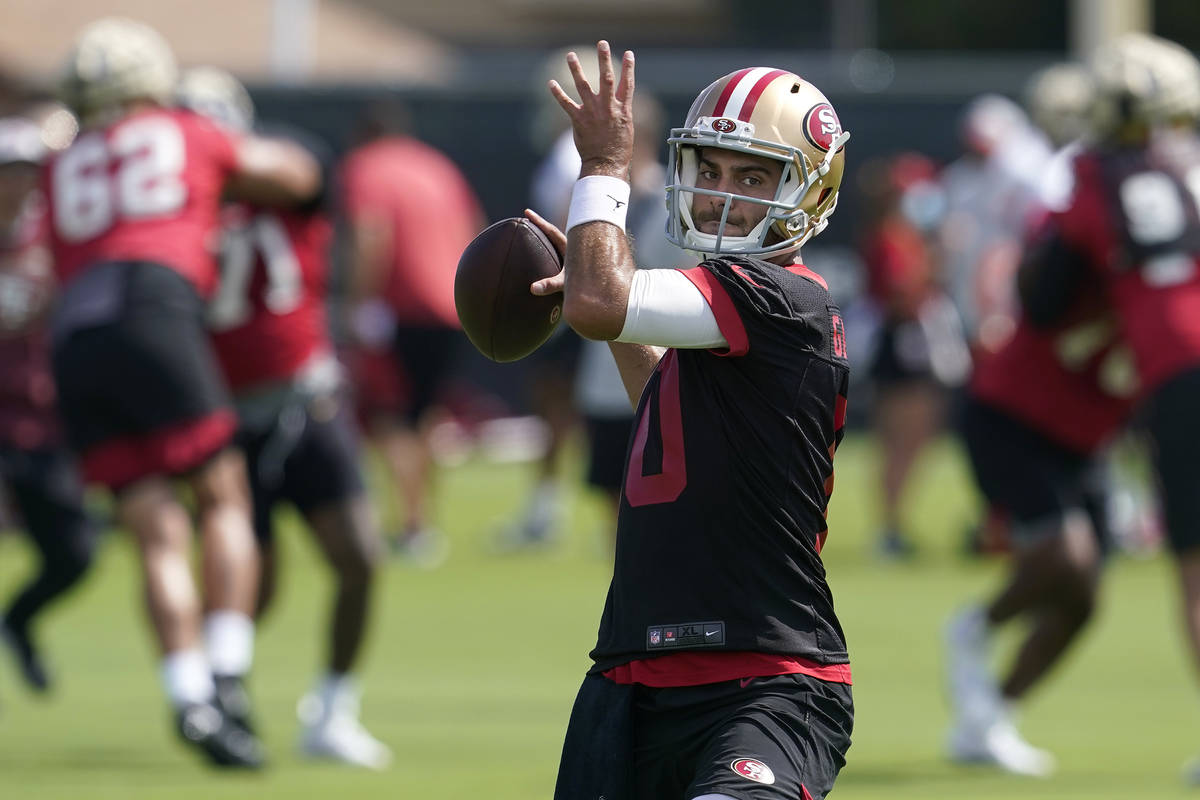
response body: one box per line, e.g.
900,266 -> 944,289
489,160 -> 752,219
566,175 -> 631,233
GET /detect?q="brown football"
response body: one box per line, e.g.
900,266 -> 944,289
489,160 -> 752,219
455,217 -> 564,363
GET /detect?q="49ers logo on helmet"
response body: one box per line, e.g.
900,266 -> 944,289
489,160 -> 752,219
803,103 -> 843,152
711,117 -> 737,133
730,758 -> 776,785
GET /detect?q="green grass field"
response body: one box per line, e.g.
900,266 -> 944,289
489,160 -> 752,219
0,433 -> 1196,799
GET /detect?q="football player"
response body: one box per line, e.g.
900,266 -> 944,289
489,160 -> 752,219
1010,33 -> 1200,782
943,61 -> 1135,772
0,115 -> 99,700
44,18 -> 319,768
178,67 -> 390,770
339,102 -> 486,566
530,43 -> 853,800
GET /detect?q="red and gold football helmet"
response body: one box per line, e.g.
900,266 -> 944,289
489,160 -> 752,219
666,68 -> 850,257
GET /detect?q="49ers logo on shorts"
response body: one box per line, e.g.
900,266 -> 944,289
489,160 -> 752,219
730,757 -> 776,785
803,103 -> 843,152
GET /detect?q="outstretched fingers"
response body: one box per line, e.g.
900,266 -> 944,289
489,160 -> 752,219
616,49 -> 635,106
596,40 -> 616,99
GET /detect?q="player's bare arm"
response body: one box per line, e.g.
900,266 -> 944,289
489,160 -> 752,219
226,135 -> 322,208
550,41 -> 638,341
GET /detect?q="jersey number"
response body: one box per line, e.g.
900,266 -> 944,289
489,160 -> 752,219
624,351 -> 687,507
51,117 -> 188,242
208,215 -> 303,331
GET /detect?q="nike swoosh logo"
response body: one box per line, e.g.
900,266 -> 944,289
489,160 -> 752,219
607,194 -> 626,210
740,678 -> 755,688
705,630 -> 720,637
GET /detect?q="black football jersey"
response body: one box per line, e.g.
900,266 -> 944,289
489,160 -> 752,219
588,255 -> 851,673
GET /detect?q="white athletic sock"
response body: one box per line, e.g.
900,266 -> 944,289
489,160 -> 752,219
204,610 -> 255,677
300,672 -> 358,727
525,479 -> 560,530
161,648 -> 215,708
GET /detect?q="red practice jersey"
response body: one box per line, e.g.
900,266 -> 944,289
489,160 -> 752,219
970,305 -> 1135,455
209,204 -> 333,392
339,136 -> 482,327
1054,139 -> 1200,395
43,108 -> 238,296
0,199 -> 58,449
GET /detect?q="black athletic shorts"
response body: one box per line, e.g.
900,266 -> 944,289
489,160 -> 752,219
868,319 -> 939,387
963,396 -> 1112,549
1145,366 -> 1200,554
50,261 -> 234,490
555,672 -> 853,800
585,416 -> 634,493
392,325 -> 460,424
237,391 -> 365,545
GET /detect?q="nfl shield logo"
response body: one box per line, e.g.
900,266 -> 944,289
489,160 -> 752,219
650,629 -> 661,645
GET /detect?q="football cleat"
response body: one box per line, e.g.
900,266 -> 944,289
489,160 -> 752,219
174,702 -> 265,769
297,687 -> 392,770
390,527 -> 449,569
948,715 -> 1056,778
213,674 -> 257,734
0,617 -> 50,693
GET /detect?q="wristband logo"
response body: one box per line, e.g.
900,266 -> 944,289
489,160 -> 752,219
731,758 -> 775,785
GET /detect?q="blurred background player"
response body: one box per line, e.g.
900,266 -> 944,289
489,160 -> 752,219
43,18 -> 319,768
179,67 -> 390,769
938,94 -> 1051,356
0,115 -> 98,699
339,101 -> 486,566
943,60 -> 1139,776
857,153 -> 968,559
1032,33 -> 1200,783
490,45 -> 601,552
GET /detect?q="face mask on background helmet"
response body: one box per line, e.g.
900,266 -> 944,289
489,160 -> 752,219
665,68 -> 849,259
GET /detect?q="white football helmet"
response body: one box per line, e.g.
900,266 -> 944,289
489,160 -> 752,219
176,66 -> 255,132
1024,62 -> 1094,147
1090,33 -> 1200,142
57,17 -> 177,124
666,68 -> 849,257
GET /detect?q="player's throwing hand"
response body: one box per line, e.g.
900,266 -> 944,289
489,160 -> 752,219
548,41 -> 635,180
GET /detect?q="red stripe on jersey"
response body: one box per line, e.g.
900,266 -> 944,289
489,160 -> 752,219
81,409 -> 236,490
602,651 -> 852,687
802,786 -> 816,800
679,266 -> 749,356
815,529 -> 829,553
786,263 -> 829,291
740,69 -> 788,120
711,68 -> 755,117
624,352 -> 687,508
834,393 -> 847,431
731,264 -> 763,287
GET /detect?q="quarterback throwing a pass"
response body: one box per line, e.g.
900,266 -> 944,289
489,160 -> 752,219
530,43 -> 853,800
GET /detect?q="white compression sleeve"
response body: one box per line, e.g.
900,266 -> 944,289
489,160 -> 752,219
615,268 -> 728,349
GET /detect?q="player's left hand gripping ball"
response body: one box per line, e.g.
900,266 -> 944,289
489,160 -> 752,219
455,217 -> 563,362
